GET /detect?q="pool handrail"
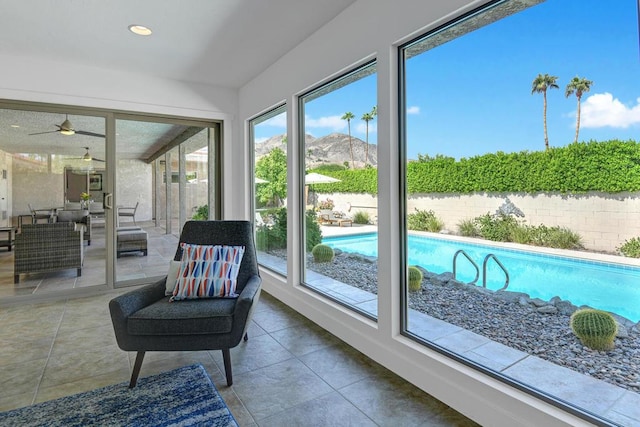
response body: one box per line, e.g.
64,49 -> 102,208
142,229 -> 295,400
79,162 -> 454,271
452,249 -> 480,285
482,253 -> 510,290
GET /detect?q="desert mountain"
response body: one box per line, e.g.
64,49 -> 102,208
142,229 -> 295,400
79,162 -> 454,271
255,133 -> 377,168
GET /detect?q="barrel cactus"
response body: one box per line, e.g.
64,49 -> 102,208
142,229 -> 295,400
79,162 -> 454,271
570,309 -> 618,351
312,244 -> 334,263
408,266 -> 423,292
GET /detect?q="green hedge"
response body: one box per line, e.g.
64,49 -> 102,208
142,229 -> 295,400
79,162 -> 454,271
312,140 -> 640,195
308,166 -> 377,194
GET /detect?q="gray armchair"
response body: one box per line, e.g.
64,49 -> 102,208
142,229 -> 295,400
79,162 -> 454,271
109,220 -> 262,388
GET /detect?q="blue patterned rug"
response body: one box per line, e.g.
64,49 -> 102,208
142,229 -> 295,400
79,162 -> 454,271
0,364 -> 238,427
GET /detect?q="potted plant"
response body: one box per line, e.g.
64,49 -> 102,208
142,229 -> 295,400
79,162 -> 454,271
80,192 -> 92,210
317,198 -> 334,212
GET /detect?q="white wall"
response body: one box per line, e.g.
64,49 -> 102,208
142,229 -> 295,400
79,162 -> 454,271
237,1 -> 589,425
0,54 -> 236,120
117,159 -> 152,222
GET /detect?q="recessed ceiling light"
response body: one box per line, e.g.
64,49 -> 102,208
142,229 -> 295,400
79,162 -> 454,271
128,25 -> 152,36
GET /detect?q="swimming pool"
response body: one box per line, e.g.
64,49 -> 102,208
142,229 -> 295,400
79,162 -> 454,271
322,233 -> 640,322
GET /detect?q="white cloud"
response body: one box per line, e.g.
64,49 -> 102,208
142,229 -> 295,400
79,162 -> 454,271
581,92 -> 640,128
356,122 -> 377,134
305,115 -> 346,131
261,113 -> 286,128
407,105 -> 420,115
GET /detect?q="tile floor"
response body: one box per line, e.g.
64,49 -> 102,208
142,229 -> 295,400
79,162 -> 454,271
0,290 -> 479,426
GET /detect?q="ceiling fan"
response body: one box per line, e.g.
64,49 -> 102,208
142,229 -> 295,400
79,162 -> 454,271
71,147 -> 105,163
29,114 -> 105,138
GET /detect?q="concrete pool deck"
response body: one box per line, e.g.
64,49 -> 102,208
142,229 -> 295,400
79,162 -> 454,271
258,223 -> 640,425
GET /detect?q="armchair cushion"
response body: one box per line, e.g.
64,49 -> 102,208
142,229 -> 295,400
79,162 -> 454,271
171,244 -> 245,300
128,297 -> 237,335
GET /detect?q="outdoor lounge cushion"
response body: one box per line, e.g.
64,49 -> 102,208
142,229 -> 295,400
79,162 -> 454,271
57,209 -> 88,223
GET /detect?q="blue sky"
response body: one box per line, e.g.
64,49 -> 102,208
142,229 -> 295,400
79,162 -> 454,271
256,0 -> 640,160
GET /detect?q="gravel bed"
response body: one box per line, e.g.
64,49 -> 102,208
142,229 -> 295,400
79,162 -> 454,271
289,249 -> 640,393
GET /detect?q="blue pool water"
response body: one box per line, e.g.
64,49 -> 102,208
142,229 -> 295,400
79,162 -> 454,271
323,233 -> 640,322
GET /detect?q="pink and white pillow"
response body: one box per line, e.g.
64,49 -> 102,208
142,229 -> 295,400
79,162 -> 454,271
170,244 -> 245,301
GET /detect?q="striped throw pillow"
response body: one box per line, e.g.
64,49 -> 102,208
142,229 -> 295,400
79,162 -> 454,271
171,244 -> 245,301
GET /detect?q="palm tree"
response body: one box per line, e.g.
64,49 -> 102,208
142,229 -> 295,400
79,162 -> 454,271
361,112 -> 374,167
565,76 -> 593,144
341,112 -> 355,168
366,106 -> 377,166
531,73 -> 559,150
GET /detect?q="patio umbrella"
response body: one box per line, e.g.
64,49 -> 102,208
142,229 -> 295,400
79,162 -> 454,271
305,172 -> 341,185
305,172 -> 341,207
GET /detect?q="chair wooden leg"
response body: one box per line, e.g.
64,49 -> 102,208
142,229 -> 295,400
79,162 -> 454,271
129,351 -> 145,388
222,348 -> 233,386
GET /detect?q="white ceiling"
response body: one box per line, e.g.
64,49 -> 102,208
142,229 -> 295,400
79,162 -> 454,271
0,0 -> 357,88
0,108 -> 206,161
0,0 -> 357,160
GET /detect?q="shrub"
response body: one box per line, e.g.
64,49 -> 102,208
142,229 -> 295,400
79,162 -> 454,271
255,208 -> 287,251
457,218 -> 479,237
474,212 -> 518,242
305,209 -> 323,251
538,226 -> 582,249
570,309 -> 617,351
255,208 -> 322,252
192,205 -> 209,220
352,211 -> 370,225
618,237 -> 640,258
408,266 -> 423,292
510,225 -> 532,244
509,224 -> 583,249
407,209 -> 444,232
312,244 -> 334,262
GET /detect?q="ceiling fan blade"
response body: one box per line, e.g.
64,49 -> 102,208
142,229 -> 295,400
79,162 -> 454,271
92,157 -> 105,162
75,130 -> 105,138
28,130 -> 59,136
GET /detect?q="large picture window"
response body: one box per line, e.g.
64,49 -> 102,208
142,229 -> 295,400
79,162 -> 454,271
251,105 -> 288,275
299,62 -> 379,318
400,0 -> 640,424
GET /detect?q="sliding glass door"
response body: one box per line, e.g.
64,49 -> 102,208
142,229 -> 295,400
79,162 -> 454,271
114,116 -> 218,286
0,102 -> 221,300
0,106 -> 108,297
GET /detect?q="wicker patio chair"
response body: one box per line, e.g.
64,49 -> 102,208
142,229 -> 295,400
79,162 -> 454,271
14,222 -> 84,283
